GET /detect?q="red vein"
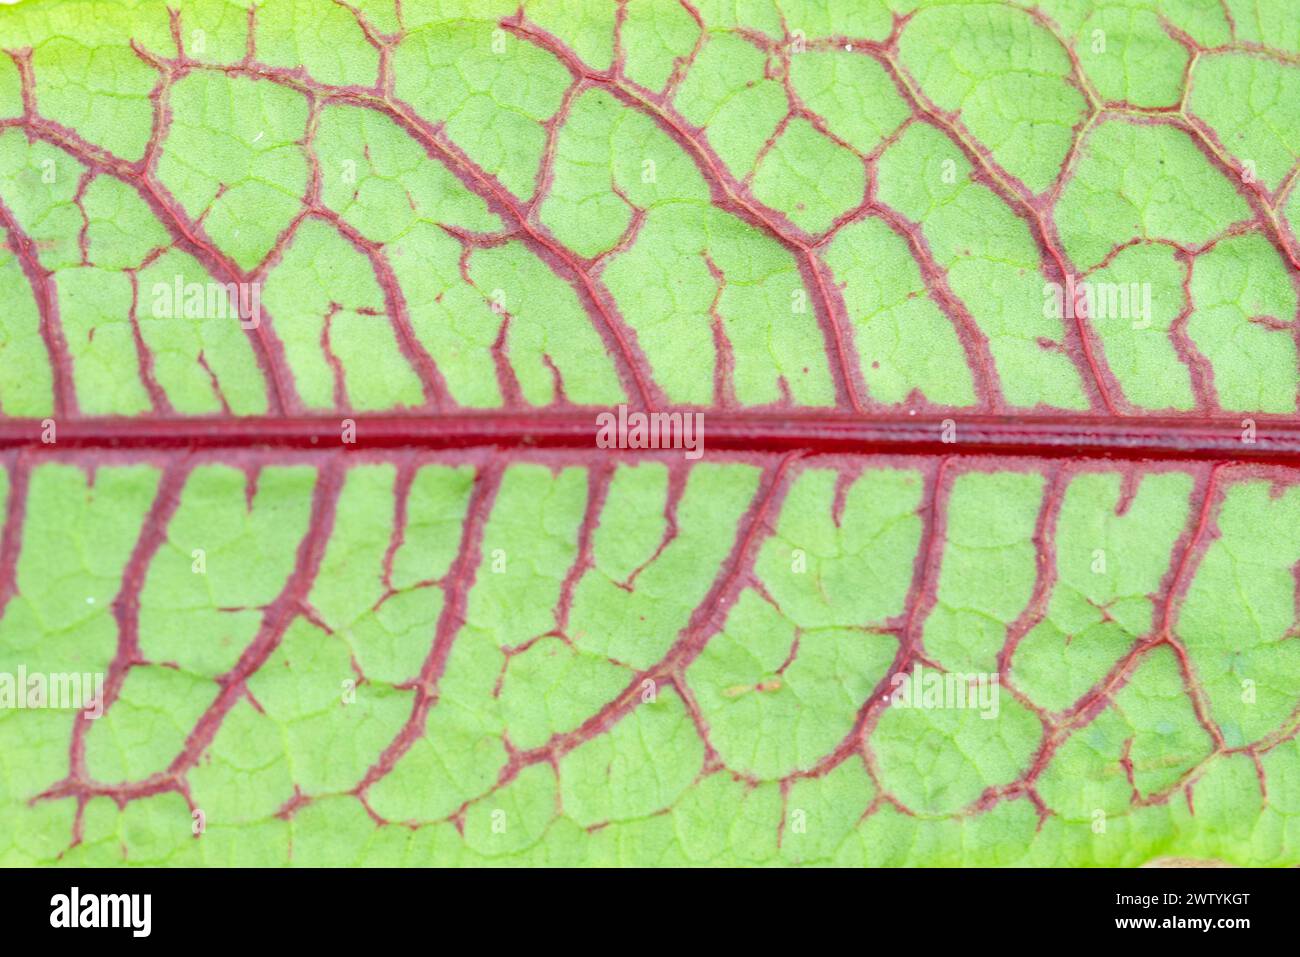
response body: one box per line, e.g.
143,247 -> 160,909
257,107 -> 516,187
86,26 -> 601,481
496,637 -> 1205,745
355,460 -> 503,800
0,195 -> 77,417
0,411 -> 1294,465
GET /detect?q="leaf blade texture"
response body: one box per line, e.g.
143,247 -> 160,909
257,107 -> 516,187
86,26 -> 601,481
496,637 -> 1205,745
0,0 -> 1296,867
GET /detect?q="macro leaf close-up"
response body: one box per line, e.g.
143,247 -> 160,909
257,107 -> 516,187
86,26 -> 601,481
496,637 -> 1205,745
0,0 -> 1297,875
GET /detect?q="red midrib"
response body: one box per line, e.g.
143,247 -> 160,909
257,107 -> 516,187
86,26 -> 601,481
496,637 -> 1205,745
6,411 -> 1300,465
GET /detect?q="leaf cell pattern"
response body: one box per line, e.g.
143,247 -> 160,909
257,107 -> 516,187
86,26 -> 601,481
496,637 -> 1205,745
0,0 -> 1294,418
0,0 -> 1296,867
2,450 -> 1299,865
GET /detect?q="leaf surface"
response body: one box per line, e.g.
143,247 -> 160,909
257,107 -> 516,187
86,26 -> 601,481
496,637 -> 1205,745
0,0 -> 1297,866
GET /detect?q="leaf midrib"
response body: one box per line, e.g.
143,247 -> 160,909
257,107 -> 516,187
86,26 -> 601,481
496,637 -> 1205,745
4,411 -> 1299,465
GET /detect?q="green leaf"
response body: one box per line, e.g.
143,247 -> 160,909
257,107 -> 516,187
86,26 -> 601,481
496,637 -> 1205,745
0,0 -> 1297,868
